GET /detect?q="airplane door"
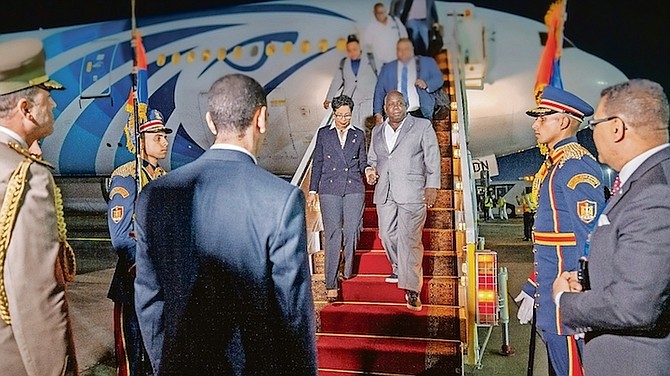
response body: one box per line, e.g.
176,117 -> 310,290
257,87 -> 298,176
79,39 -> 119,99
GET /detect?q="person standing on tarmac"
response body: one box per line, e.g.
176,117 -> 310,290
107,109 -> 171,375
514,86 -> 605,376
497,195 -> 508,220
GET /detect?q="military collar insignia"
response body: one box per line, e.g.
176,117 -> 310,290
6,141 -> 53,169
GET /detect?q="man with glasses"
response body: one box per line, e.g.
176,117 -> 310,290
553,79 -> 670,376
514,86 -> 605,376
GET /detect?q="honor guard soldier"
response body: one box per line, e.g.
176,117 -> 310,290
0,38 -> 77,375
107,109 -> 171,375
514,86 -> 605,376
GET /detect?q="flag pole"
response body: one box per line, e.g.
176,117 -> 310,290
130,0 -> 143,196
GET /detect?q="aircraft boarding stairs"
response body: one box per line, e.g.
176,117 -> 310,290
294,48 -> 477,375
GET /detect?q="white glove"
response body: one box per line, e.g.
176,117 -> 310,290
514,291 -> 534,324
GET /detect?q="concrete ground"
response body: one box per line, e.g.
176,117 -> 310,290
464,218 -> 550,376
66,210 -> 547,375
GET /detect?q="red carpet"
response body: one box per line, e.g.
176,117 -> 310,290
315,61 -> 461,374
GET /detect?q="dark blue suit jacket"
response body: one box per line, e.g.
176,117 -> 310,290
309,126 -> 367,196
134,148 -> 317,375
373,56 -> 444,119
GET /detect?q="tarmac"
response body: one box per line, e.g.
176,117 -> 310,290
63,206 -> 549,375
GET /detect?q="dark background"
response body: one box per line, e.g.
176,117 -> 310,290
1,0 -> 667,94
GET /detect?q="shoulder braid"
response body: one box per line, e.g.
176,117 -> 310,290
0,154 -> 76,325
111,161 -> 137,179
555,142 -> 596,168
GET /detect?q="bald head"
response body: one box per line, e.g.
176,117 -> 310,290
207,74 -> 267,137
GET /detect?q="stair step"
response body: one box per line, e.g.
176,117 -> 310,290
312,250 -> 457,277
365,190 -> 454,208
317,303 -> 460,340
358,229 -> 455,252
363,208 -> 454,229
316,335 -> 461,376
311,275 -> 458,305
319,370 -> 413,376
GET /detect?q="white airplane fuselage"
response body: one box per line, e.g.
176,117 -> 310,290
0,0 -> 627,176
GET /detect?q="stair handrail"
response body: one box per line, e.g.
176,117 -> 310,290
443,10 -> 482,369
290,111 -> 333,187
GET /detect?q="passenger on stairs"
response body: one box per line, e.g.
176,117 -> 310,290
308,95 -> 368,302
372,38 -> 444,125
365,90 -> 441,311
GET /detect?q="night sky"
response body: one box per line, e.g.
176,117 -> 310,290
1,0 -> 667,94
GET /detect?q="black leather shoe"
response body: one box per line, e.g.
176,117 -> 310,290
405,290 -> 422,311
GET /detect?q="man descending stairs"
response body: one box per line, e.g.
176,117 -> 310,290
312,51 -> 463,374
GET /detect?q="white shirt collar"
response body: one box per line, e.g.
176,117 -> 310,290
0,126 -> 29,148
618,143 -> 670,185
329,123 -> 354,131
210,143 -> 258,164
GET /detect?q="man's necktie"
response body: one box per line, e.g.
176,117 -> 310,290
611,175 -> 621,196
401,64 -> 408,102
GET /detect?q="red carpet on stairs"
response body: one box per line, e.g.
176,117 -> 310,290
314,182 -> 462,375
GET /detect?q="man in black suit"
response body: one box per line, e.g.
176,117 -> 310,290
134,74 -> 318,375
553,79 -> 670,376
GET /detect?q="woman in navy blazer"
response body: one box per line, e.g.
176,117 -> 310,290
307,95 -> 368,301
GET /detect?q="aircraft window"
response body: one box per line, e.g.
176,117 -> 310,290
336,38 -> 346,51
250,45 -> 259,57
283,41 -> 293,54
233,46 -> 243,59
300,40 -> 311,53
539,32 -> 574,48
186,51 -> 195,63
318,39 -> 329,53
202,49 -> 211,61
266,43 -> 276,57
157,54 -> 166,66
171,52 -> 180,65
218,48 -> 227,61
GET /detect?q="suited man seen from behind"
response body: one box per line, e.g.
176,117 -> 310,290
0,38 -> 77,375
308,95 -> 367,301
107,109 -> 171,376
553,79 -> 670,376
134,74 -> 318,375
373,38 -> 443,125
366,91 -> 440,311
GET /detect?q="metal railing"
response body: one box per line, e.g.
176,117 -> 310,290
291,110 -> 334,273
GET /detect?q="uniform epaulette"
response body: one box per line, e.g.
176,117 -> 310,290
5,141 -> 54,169
555,142 -> 596,168
111,161 -> 137,179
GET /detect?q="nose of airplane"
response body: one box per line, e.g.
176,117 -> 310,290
560,48 -> 628,113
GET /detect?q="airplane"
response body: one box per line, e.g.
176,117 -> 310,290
0,0 -> 627,178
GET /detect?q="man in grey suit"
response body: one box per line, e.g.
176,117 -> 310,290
553,79 -> 670,376
134,74 -> 317,375
366,90 -> 440,311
